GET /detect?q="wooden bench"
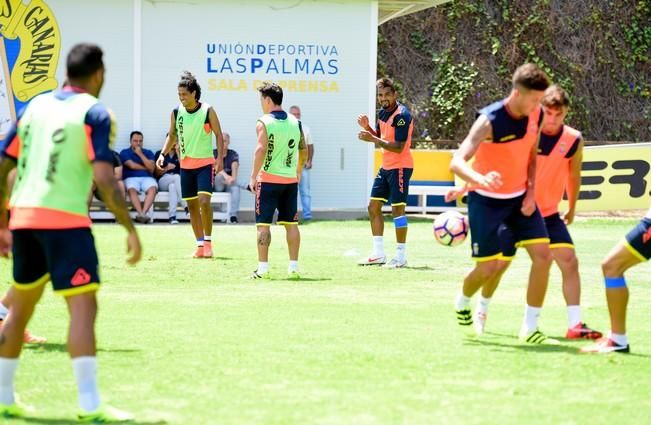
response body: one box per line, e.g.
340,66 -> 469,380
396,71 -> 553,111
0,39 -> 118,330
382,184 -> 467,215
89,191 -> 232,222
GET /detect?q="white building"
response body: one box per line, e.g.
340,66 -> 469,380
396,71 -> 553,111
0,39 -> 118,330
1,0 -> 447,213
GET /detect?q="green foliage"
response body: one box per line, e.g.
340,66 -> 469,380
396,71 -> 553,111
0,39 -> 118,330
379,0 -> 651,142
429,49 -> 479,139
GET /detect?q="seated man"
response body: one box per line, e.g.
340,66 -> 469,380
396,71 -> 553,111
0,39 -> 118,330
89,150 -> 125,206
154,143 -> 186,224
120,131 -> 157,223
213,132 -> 241,223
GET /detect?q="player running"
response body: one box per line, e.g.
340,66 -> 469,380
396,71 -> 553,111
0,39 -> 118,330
449,63 -> 557,344
581,205 -> 651,354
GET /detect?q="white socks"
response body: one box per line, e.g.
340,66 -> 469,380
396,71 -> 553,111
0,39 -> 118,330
72,356 -> 100,413
455,292 -> 471,311
610,332 -> 628,346
395,243 -> 406,262
0,303 -> 8,321
477,296 -> 491,316
522,305 -> 541,335
567,305 -> 582,328
372,236 -> 384,258
257,262 -> 269,274
0,358 -> 17,405
288,260 -> 299,273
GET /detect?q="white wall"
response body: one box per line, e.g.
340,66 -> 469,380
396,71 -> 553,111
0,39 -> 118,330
9,0 -> 378,210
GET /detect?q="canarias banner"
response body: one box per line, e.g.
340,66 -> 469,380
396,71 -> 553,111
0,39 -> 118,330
0,0 -> 60,137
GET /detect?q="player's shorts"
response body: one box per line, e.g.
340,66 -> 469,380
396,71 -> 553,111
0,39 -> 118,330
501,212 -> 573,257
11,228 -> 100,296
124,176 -> 157,194
255,182 -> 298,225
623,217 -> 651,261
467,191 -> 549,261
370,167 -> 413,206
181,164 -> 214,200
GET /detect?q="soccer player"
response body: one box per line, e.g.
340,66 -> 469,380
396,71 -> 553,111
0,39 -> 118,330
0,43 -> 141,421
357,77 -> 414,268
449,63 -> 556,344
469,85 -> 602,339
248,82 -> 307,279
157,71 -> 224,258
581,206 -> 651,354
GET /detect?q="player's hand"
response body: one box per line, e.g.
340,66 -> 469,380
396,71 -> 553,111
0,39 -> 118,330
0,228 -> 12,258
214,159 -> 224,174
248,177 -> 258,194
445,186 -> 468,203
521,192 -> 536,216
126,231 -> 142,265
156,155 -> 165,169
562,208 -> 575,225
167,163 -> 176,171
357,114 -> 370,129
305,160 -> 312,170
479,171 -> 502,191
358,130 -> 375,143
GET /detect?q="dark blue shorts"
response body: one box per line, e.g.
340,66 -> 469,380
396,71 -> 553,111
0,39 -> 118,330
624,217 -> 651,261
11,228 -> 100,296
255,182 -> 298,225
501,212 -> 573,257
370,167 -> 413,206
181,165 -> 214,200
467,191 -> 549,261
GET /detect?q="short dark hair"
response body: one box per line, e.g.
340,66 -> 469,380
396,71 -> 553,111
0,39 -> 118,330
512,63 -> 550,91
376,77 -> 396,92
257,82 -> 283,105
178,71 -> 201,101
542,85 -> 570,108
130,130 -> 143,140
66,43 -> 104,80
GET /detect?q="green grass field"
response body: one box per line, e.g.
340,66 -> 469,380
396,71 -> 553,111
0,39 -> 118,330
0,218 -> 650,424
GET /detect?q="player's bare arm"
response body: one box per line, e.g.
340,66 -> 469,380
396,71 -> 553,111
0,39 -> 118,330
564,138 -> 584,225
298,128 -> 308,176
93,161 -> 142,265
209,107 -> 225,174
249,121 -> 268,193
157,111 -> 178,169
358,129 -> 407,154
449,115 -> 502,190
520,136 -> 539,216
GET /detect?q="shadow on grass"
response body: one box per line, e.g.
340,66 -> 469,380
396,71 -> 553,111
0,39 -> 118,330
21,417 -> 167,425
24,343 -> 141,354
405,266 -> 436,271
465,337 -> 581,354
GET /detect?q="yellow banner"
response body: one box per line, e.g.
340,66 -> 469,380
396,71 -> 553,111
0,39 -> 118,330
559,143 -> 651,212
0,0 -> 60,102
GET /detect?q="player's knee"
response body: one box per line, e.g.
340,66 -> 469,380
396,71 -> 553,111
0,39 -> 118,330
367,203 -> 380,217
198,196 -> 211,207
556,251 -> 578,271
532,247 -> 553,266
476,261 -> 502,280
601,257 -> 623,278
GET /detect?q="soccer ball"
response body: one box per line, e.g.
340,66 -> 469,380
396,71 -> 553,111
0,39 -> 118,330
433,211 -> 468,247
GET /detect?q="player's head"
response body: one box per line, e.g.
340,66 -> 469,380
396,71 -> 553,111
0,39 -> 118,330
289,105 -> 301,119
541,85 -> 570,133
511,63 -> 550,117
66,43 -> 105,97
178,71 -> 201,108
223,132 -> 231,148
376,77 -> 398,109
257,82 -> 283,113
130,130 -> 144,148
